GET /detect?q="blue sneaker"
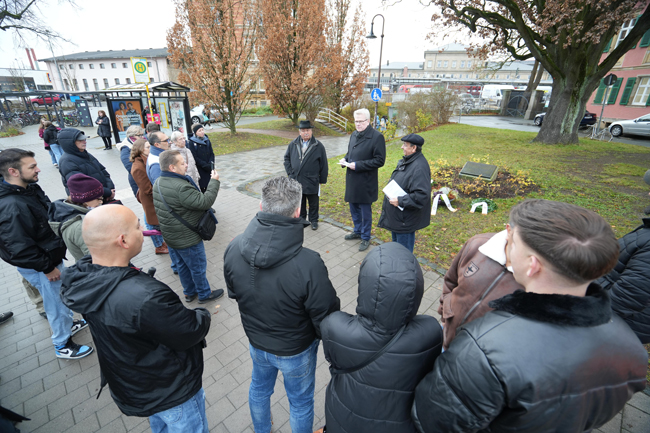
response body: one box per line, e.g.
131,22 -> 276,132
55,338 -> 94,360
70,319 -> 88,336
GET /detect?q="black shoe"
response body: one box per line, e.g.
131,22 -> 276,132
39,311 -> 48,319
359,240 -> 370,251
311,222 -> 318,230
55,338 -> 93,360
198,289 -> 225,304
70,319 -> 89,336
344,233 -> 361,240
0,312 -> 13,325
185,294 -> 197,302
103,147 -> 109,151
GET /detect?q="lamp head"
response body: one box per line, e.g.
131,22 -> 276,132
366,22 -> 377,39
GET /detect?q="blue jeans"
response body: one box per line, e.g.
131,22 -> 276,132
17,263 -> 72,347
144,214 -> 164,248
168,242 -> 211,299
50,144 -> 63,164
249,340 -> 318,433
149,388 -> 208,433
120,147 -> 139,196
392,232 -> 416,253
349,203 -> 372,241
47,148 -> 57,165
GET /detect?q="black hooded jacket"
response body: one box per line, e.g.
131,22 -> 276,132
60,257 -> 211,417
412,285 -> 648,433
57,128 -> 115,198
321,242 -> 442,433
223,212 -> 340,356
0,181 -> 66,274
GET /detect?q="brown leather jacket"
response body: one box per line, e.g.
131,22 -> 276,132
438,232 -> 523,349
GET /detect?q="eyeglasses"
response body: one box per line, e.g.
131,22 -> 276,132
354,120 -> 368,124
161,139 -> 170,143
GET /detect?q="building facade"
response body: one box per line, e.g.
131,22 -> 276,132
0,68 -> 53,92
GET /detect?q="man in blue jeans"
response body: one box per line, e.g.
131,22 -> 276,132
224,176 -> 340,433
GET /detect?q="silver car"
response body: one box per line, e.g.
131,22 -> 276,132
609,113 -> 650,138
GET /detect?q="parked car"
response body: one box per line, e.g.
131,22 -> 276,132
533,111 -> 597,127
609,114 -> 650,138
30,95 -> 62,107
190,105 -> 224,124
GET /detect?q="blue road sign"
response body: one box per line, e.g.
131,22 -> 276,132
371,88 -> 383,102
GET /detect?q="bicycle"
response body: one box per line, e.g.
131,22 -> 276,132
587,124 -> 613,142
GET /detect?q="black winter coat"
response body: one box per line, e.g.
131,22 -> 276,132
224,212 -> 340,356
284,135 -> 328,195
0,181 -> 66,274
188,135 -> 215,192
60,257 -> 211,417
321,242 -> 442,433
378,151 -> 431,234
58,128 -> 115,198
343,125 -> 386,203
412,285 -> 648,433
42,125 -> 60,145
597,218 -> 650,344
96,115 -> 111,137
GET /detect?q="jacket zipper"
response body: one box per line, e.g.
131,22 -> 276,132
458,270 -> 506,327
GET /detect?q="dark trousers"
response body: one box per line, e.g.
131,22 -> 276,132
349,202 -> 372,241
300,194 -> 319,223
392,232 -> 416,253
101,136 -> 112,148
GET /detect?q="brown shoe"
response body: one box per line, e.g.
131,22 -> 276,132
155,242 -> 169,255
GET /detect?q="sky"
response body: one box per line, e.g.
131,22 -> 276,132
0,0 -> 472,71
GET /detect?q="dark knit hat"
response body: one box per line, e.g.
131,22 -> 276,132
192,124 -> 204,135
401,133 -> 424,146
68,173 -> 104,203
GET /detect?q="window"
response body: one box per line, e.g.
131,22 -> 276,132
475,74 -> 479,79
466,74 -> 469,78
89,64 -> 95,69
427,60 -> 432,68
633,77 -> 650,105
126,78 -> 131,84
506,74 -> 510,79
69,64 -> 73,69
111,63 -> 117,68
100,63 -> 105,69
616,18 -> 637,47
63,79 -> 70,91
467,61 -> 472,68
79,64 -> 84,69
496,74 -> 500,79
147,61 -> 152,67
59,64 -> 64,70
452,61 -> 457,68
103,78 -> 109,88
461,61 -> 465,68
83,79 -> 89,91
437,61 -> 441,67
122,62 -> 128,68
72,79 -> 78,90
450,74 -> 454,78
115,78 -> 120,85
93,79 -> 99,90
443,61 -> 448,67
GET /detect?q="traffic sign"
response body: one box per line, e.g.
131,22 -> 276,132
131,57 -> 150,84
371,88 -> 383,102
604,73 -> 618,86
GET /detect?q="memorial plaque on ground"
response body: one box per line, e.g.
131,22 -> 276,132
459,161 -> 499,182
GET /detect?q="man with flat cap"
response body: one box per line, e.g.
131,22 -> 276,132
378,133 -> 431,252
284,120 -> 328,230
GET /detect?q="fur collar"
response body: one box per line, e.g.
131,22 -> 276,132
488,283 -> 611,327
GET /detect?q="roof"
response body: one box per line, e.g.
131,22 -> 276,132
426,43 -> 469,53
102,82 -> 190,92
38,48 -> 168,62
371,61 -> 424,71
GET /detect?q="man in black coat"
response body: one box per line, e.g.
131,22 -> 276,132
340,108 -> 386,251
284,120 -> 328,230
224,176 -> 340,433
58,128 -> 115,201
0,148 -> 93,360
61,205 -> 212,431
188,124 -> 215,193
378,133 -> 431,252
412,199 -> 648,433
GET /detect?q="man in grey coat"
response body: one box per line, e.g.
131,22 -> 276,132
284,120 -> 328,230
340,108 -> 386,251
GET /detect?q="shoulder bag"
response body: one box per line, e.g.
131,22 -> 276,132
156,182 -> 217,241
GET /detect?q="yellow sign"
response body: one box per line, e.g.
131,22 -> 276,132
385,102 -> 392,106
131,57 -> 150,84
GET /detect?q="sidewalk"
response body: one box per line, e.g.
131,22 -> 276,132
0,128 -> 647,433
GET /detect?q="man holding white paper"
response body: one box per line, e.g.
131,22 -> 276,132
378,134 -> 431,252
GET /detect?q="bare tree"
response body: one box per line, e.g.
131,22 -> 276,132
1,0 -> 73,43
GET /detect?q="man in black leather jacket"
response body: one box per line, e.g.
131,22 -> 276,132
412,199 -> 648,433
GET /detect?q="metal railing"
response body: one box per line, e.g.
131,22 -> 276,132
316,108 -> 348,132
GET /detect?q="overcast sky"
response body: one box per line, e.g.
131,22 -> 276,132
0,0 -> 472,71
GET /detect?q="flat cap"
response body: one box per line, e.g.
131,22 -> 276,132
401,133 -> 424,146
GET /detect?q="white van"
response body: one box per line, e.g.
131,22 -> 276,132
480,85 -> 515,105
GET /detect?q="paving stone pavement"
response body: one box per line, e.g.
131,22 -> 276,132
0,125 -> 648,433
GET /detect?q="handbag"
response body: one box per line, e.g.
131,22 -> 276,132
156,182 -> 217,240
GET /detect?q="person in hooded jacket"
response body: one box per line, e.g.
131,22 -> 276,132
283,120 -> 328,230
223,176 -> 340,433
187,124 -> 215,193
42,121 -> 63,165
57,128 -> 116,202
117,125 -> 144,196
61,205 -> 212,432
319,242 -> 442,433
378,133 -> 431,253
48,173 -> 104,261
95,110 -> 112,150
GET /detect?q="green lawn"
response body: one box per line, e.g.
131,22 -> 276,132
207,131 -> 289,156
319,123 -> 650,269
240,118 -> 344,137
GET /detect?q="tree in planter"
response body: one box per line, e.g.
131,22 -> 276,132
167,0 -> 261,134
424,0 -> 650,144
396,87 -> 459,132
258,0 -> 327,125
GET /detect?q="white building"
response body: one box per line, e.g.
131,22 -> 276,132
39,48 -> 170,92
0,68 -> 53,92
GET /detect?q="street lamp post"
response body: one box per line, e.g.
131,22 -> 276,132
366,14 -> 385,129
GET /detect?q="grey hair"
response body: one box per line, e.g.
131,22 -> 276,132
170,131 -> 185,144
261,176 -> 302,218
354,108 -> 370,121
159,150 -> 181,172
125,125 -> 144,138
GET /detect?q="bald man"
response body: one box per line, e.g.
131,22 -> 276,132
60,205 -> 212,432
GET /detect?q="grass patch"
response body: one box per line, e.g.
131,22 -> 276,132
319,123 -> 650,269
240,118 -> 344,137
0,127 -> 23,138
207,131 -> 289,156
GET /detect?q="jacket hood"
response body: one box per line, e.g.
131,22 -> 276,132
61,255 -> 140,314
58,128 -> 87,156
356,242 -> 424,334
238,212 -> 309,269
48,199 -> 88,235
